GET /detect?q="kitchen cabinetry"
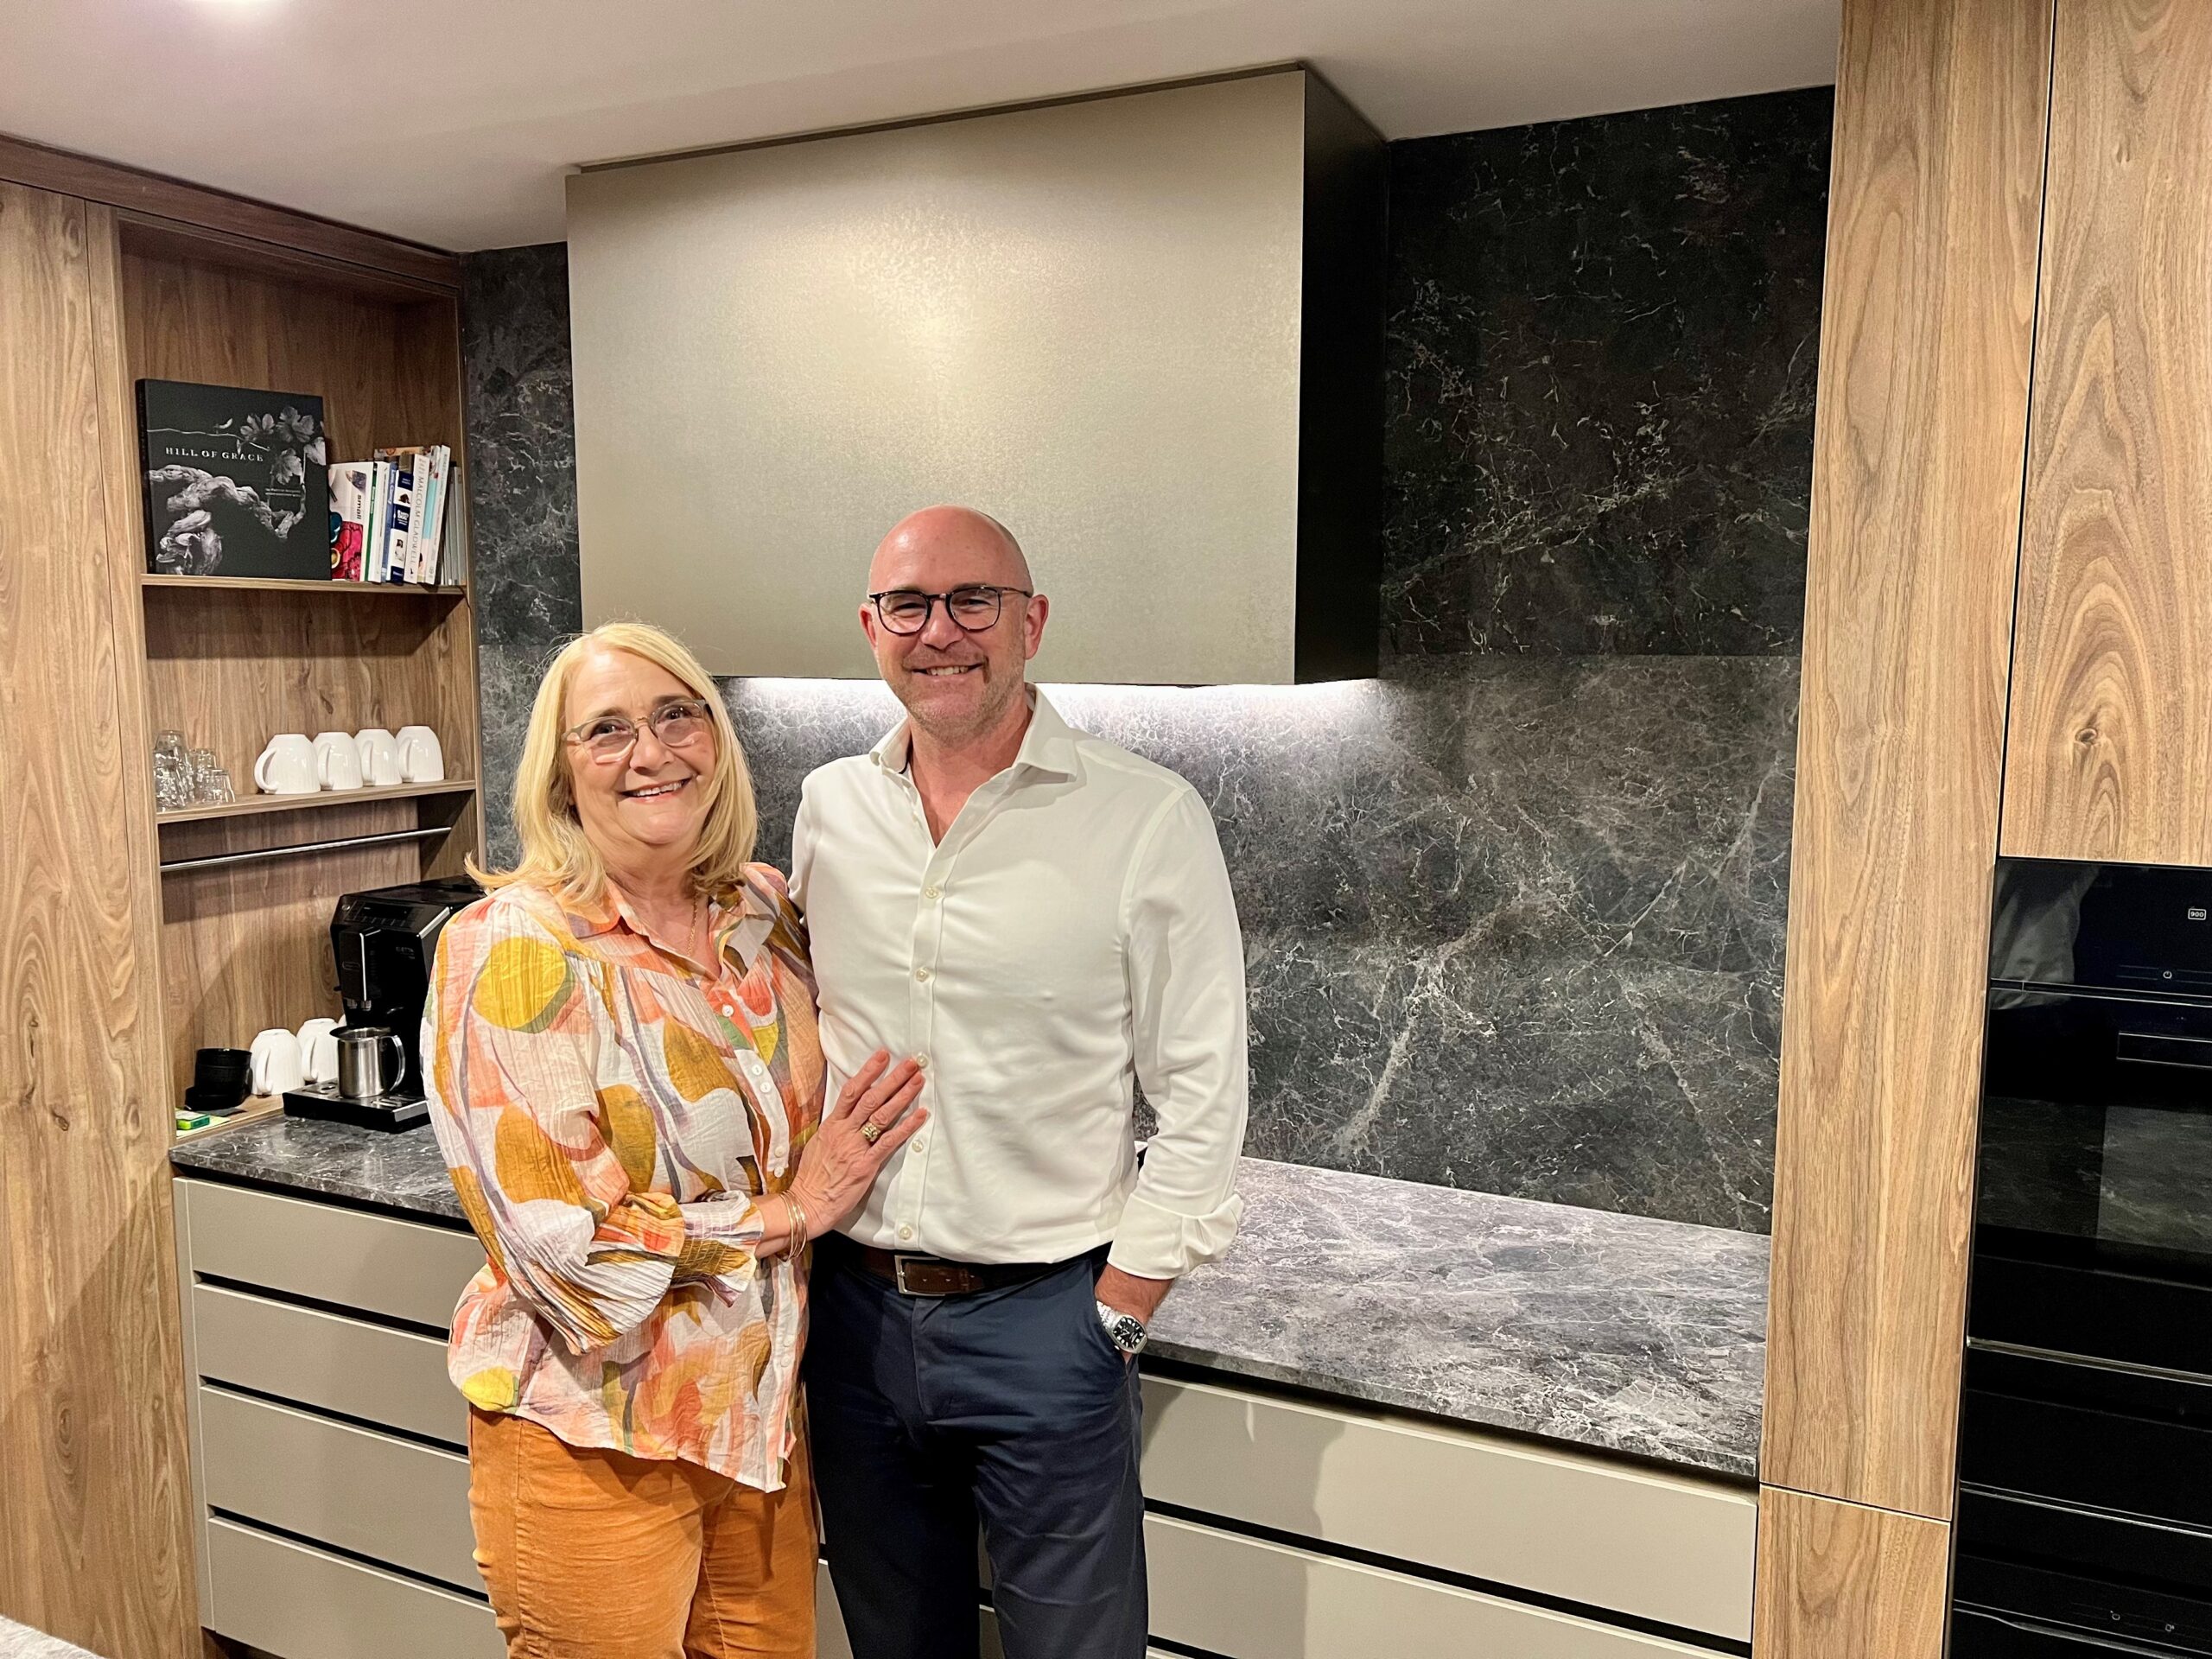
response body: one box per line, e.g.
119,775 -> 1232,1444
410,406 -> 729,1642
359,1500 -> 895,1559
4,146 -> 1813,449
172,1174 -> 1758,1658
2000,0 -> 2212,867
0,175 -> 195,1659
1756,0 -> 2052,1649
0,135 -> 483,1656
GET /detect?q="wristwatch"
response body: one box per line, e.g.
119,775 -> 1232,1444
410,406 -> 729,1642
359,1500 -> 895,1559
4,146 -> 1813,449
1096,1300 -> 1148,1357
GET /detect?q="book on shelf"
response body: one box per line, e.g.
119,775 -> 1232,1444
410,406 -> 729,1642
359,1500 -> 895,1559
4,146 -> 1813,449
326,443 -> 456,584
139,379 -> 330,580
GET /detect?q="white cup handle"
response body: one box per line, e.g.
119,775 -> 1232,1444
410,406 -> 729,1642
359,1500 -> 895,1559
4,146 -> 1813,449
357,734 -> 374,769
315,745 -> 334,786
253,744 -> 276,791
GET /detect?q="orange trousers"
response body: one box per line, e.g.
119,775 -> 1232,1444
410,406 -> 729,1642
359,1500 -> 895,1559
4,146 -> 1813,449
467,1408 -> 817,1659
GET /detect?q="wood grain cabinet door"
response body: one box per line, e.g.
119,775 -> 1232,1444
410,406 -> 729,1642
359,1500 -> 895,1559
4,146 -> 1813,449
0,181 -> 195,1658
2004,0 -> 2212,865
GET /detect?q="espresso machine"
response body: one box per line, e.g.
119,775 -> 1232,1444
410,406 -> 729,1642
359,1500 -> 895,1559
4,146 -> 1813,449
283,877 -> 481,1131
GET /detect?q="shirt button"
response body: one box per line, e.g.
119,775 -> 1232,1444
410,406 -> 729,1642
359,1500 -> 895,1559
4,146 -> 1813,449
914,967 -> 931,982
898,1225 -> 914,1242
922,885 -> 942,901
914,1054 -> 929,1070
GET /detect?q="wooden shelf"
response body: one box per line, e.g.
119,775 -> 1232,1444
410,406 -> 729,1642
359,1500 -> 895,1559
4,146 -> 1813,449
156,779 -> 476,826
142,575 -> 466,598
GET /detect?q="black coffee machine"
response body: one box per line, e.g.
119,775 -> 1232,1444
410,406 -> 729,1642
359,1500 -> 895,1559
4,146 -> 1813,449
284,877 -> 481,1131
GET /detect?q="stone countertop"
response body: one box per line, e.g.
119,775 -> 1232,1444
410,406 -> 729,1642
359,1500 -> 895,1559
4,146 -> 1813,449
170,1118 -> 1767,1480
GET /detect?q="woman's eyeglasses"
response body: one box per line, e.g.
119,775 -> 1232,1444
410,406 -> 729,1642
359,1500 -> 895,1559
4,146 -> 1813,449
563,698 -> 716,762
868,585 -> 1032,636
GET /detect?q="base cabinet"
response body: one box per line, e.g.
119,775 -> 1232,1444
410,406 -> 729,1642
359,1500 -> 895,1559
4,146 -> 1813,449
175,1178 -> 1756,1657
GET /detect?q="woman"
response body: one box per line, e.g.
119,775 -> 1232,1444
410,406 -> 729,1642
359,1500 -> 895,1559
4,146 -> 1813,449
424,620 -> 925,1658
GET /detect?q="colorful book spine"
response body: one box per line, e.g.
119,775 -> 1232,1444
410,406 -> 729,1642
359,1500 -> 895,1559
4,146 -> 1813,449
327,462 -> 370,581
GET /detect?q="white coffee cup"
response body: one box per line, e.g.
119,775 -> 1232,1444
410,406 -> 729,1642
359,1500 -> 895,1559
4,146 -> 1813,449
248,1027 -> 306,1096
355,728 -> 402,788
295,1017 -> 340,1085
253,734 -> 317,796
315,731 -> 364,791
397,726 -> 444,784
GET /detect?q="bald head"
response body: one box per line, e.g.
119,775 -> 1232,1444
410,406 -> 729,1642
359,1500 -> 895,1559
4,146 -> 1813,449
868,505 -> 1033,594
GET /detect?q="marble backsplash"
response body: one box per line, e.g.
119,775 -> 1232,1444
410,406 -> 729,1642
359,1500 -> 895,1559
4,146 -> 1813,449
1383,87 -> 1830,656
728,659 -> 1795,1231
460,242 -> 582,866
459,86 -> 1827,1232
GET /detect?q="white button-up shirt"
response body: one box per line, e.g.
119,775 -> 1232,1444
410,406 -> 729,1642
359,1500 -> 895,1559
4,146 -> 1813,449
788,690 -> 1248,1279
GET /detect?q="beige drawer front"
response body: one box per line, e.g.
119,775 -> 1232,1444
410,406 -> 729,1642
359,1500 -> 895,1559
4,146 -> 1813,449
1147,1513 -> 1715,1659
193,1281 -> 468,1445
180,1178 -> 484,1330
199,1385 -> 480,1592
206,1517 -> 500,1659
1140,1375 -> 1756,1641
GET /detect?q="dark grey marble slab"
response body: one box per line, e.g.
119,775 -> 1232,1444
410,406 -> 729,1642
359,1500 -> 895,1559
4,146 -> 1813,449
1151,1155 -> 1766,1480
461,243 -> 582,871
1383,87 -> 1830,657
171,1114 -> 464,1223
169,1121 -> 1764,1478
726,656 -> 1796,1234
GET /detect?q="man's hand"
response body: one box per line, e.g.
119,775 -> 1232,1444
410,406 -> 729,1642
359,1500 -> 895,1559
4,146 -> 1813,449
1094,1264 -> 1173,1356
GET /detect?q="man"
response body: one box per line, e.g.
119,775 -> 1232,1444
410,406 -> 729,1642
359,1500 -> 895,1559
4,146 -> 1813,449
790,505 -> 1248,1659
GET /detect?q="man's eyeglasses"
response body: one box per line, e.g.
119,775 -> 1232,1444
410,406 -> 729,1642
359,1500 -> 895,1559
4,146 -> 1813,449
868,585 -> 1033,636
563,698 -> 716,762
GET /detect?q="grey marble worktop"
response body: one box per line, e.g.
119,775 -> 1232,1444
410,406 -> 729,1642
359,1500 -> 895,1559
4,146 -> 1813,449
171,1118 -> 1767,1479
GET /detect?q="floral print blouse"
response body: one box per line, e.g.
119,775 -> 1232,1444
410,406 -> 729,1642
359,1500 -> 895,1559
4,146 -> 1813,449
423,864 -> 822,1491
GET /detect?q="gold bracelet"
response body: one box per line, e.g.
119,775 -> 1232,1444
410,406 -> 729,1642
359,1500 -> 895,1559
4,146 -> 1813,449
783,1192 -> 810,1255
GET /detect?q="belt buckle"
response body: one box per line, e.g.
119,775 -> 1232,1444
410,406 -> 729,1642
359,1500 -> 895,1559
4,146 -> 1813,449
893,1254 -> 941,1297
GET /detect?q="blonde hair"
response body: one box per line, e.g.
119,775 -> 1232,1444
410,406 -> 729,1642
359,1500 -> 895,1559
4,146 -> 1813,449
473,621 -> 757,907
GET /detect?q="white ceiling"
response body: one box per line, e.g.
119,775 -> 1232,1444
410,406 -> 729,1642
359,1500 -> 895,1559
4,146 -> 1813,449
0,0 -> 1838,253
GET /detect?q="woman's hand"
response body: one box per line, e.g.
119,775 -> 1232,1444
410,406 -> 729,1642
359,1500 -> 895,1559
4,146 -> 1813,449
785,1050 -> 928,1238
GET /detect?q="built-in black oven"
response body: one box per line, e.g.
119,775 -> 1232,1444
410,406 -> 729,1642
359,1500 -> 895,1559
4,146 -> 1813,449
1955,858 -> 2212,1656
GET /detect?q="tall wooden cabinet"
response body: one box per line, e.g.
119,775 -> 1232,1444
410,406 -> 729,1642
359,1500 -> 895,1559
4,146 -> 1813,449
0,179 -> 198,1659
2002,0 -> 2212,866
0,140 -> 479,1659
1760,0 -> 2212,1652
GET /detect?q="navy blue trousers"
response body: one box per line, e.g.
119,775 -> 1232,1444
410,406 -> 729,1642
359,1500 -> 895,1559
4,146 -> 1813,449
804,1239 -> 1147,1659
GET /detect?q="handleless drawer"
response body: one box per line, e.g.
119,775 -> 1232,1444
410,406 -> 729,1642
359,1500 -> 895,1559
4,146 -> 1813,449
1138,1375 -> 1756,1641
192,1281 -> 467,1445
198,1385 -> 479,1592
1146,1513 -> 1718,1658
205,1518 -> 500,1659
179,1177 -> 483,1330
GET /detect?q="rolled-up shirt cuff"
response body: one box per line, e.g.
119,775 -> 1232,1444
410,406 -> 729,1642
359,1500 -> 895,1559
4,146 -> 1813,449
1108,1189 -> 1243,1281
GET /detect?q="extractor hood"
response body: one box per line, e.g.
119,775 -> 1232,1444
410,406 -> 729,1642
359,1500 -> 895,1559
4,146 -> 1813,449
566,67 -> 1384,684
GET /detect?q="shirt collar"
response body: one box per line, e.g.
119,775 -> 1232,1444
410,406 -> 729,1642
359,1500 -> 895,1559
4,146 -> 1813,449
868,687 -> 1079,782
568,878 -> 775,973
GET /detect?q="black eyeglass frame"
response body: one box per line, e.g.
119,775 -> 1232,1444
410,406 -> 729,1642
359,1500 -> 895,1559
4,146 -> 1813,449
561,697 -> 718,760
866,584 -> 1034,636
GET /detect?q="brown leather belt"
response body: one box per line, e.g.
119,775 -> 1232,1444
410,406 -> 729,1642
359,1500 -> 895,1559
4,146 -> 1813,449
846,1243 -> 1062,1298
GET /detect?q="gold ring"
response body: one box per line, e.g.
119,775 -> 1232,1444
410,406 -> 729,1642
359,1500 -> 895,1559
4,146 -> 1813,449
860,1122 -> 883,1145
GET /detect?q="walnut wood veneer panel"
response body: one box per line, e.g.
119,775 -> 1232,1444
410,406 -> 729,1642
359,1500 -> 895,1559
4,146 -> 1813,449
0,182 -> 197,1658
1752,1489 -> 1949,1659
2002,0 -> 2212,864
1762,0 -> 2053,1522
0,132 -> 460,292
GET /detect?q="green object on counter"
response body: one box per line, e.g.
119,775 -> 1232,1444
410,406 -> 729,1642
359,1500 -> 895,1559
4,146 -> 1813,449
175,1109 -> 213,1134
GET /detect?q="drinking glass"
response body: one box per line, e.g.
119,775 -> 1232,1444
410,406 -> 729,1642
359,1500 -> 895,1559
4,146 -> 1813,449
152,730 -> 194,811
192,751 -> 235,805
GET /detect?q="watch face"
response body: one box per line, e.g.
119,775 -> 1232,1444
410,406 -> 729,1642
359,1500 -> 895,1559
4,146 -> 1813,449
1097,1302 -> 1147,1353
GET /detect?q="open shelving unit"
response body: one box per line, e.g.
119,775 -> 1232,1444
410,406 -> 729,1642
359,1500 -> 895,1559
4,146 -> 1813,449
119,213 -> 486,1115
